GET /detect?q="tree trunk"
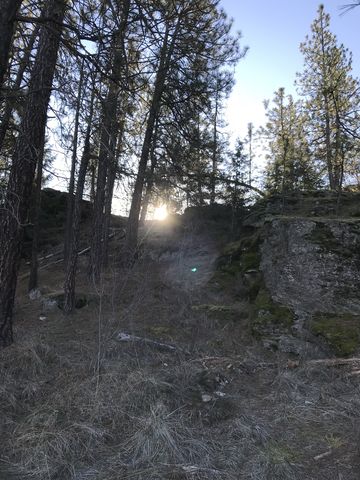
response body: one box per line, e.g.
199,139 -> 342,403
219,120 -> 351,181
125,20 -> 181,253
324,105 -> 334,189
64,58 -> 85,263
248,122 -> 253,187
0,22 -> 40,153
210,84 -> 219,205
89,162 -> 96,203
139,157 -> 156,224
63,96 -> 94,314
0,0 -> 23,90
319,14 -> 335,190
139,118 -> 159,223
89,68 -> 119,282
28,138 -> 45,292
89,0 -> 130,282
103,118 -> 125,267
0,0 -> 66,348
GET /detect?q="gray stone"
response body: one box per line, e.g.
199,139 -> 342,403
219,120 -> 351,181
260,218 -> 360,314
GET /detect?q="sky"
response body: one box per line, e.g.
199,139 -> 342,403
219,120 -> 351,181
220,0 -> 360,143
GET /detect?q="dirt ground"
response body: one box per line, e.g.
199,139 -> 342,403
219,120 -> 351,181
1,217 -> 360,479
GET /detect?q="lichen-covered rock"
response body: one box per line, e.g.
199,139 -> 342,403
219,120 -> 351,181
260,217 -> 360,314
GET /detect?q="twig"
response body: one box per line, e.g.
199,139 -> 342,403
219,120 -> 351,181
115,332 -> 183,352
314,450 -> 332,461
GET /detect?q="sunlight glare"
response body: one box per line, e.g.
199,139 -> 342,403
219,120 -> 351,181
153,204 -> 168,221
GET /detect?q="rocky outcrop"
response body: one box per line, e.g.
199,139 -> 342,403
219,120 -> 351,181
260,191 -> 360,218
214,192 -> 360,356
260,217 -> 360,314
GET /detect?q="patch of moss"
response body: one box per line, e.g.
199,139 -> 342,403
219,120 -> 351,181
252,288 -> 294,337
217,232 -> 262,275
307,221 -> 357,258
310,313 -> 360,356
241,251 -> 261,271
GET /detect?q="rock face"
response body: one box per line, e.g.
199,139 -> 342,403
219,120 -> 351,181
262,191 -> 360,218
260,217 -> 360,314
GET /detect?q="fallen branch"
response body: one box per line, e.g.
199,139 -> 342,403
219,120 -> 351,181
314,450 -> 332,461
115,332 -> 183,353
306,358 -> 360,367
20,231 -> 123,280
77,246 -> 90,256
345,369 -> 360,378
25,249 -> 63,265
161,463 -> 224,476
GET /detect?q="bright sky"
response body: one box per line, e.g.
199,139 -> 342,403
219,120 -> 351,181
220,0 -> 360,141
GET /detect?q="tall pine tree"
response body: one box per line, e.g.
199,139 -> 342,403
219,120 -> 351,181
296,5 -> 360,190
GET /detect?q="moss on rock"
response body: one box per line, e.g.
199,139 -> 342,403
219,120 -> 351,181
310,313 -> 360,356
307,220 -> 359,258
217,231 -> 262,276
251,288 -> 294,338
241,251 -> 261,271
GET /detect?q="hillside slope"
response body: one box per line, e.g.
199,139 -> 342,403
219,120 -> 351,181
1,200 -> 360,479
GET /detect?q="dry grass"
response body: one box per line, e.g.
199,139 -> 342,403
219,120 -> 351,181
1,221 -> 360,479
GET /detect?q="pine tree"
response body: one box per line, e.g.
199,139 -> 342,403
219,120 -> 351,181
0,0 -> 67,347
0,0 -> 23,89
124,0 -> 243,252
296,5 -> 360,190
263,88 -> 320,193
228,138 -> 248,207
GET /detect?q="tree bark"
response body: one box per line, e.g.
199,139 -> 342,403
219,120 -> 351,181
0,22 -> 40,153
319,11 -> 335,190
63,92 -> 95,314
210,83 -> 219,205
124,19 -> 181,253
139,118 -> 159,223
0,0 -> 66,347
103,117 -> 125,267
28,138 -> 45,292
64,58 -> 85,263
139,150 -> 156,224
0,0 -> 23,90
89,0 -> 130,282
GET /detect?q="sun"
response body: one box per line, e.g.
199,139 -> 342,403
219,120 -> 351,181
153,204 -> 168,221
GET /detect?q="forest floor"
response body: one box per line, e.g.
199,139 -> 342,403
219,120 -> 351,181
1,215 -> 360,479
